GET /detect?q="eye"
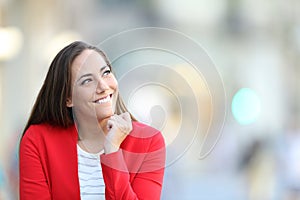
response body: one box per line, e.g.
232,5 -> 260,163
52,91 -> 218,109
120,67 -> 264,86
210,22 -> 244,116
103,69 -> 111,76
81,78 -> 92,85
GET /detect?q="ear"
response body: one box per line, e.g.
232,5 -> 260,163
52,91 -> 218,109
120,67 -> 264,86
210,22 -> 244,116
66,98 -> 73,107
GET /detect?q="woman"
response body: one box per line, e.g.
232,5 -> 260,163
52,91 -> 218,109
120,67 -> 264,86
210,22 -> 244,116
19,41 -> 166,200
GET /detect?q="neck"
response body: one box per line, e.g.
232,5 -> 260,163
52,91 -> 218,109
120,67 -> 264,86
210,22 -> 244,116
75,116 -> 110,139
75,117 -> 110,153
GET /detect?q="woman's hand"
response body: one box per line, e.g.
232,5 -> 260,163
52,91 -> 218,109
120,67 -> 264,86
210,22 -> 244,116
104,112 -> 133,154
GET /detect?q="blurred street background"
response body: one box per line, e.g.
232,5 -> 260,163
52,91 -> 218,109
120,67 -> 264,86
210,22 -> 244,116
0,0 -> 300,199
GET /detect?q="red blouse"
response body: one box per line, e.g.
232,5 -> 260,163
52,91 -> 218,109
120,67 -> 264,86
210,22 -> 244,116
19,121 -> 165,200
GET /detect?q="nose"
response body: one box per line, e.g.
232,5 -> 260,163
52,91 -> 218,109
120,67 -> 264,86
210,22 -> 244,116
95,78 -> 109,94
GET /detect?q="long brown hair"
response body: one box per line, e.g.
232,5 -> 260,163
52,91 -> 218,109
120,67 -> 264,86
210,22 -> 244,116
22,41 -> 136,136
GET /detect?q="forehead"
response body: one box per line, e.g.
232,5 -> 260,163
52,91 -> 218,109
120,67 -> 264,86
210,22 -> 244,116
71,49 -> 107,74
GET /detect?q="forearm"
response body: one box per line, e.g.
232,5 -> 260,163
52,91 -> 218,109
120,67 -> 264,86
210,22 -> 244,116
100,126 -> 166,200
100,149 -> 164,200
101,150 -> 137,199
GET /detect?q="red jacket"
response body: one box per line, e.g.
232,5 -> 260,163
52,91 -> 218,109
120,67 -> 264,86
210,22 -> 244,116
19,121 -> 165,200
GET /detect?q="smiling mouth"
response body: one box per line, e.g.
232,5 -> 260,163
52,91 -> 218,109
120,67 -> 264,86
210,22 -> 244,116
93,94 -> 112,104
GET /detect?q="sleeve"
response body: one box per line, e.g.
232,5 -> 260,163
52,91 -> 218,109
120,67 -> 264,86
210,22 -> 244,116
100,132 -> 166,200
19,129 -> 51,200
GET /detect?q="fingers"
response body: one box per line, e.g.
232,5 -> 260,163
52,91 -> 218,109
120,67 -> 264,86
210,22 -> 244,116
120,112 -> 133,133
120,112 -> 131,122
108,112 -> 132,134
104,112 -> 133,154
106,118 -> 114,131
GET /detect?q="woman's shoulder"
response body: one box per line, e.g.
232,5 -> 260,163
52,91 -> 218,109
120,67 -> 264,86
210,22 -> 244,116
131,121 -> 162,138
23,123 -> 76,140
127,121 -> 165,151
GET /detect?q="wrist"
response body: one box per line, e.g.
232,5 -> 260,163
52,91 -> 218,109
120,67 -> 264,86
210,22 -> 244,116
104,142 -> 119,154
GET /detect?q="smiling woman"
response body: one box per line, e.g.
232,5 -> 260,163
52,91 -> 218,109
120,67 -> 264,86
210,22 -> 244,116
19,41 -> 166,200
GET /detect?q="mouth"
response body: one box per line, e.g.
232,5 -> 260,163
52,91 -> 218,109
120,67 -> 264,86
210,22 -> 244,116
93,94 -> 113,104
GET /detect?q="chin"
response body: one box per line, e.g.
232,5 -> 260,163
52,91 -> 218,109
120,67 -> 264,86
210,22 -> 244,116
96,111 -> 114,121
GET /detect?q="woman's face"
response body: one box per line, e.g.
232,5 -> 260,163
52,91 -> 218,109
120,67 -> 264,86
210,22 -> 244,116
67,49 -> 118,122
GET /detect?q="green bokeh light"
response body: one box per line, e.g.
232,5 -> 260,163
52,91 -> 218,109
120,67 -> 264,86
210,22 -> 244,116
231,88 -> 261,125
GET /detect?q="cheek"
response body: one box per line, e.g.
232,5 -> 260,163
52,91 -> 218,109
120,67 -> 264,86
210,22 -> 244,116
72,87 -> 92,104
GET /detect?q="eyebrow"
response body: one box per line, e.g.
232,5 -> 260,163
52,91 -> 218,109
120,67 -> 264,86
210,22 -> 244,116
100,65 -> 109,71
76,66 -> 109,82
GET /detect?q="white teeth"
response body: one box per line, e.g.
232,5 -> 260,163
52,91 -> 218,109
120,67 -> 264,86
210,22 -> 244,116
96,95 -> 111,104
